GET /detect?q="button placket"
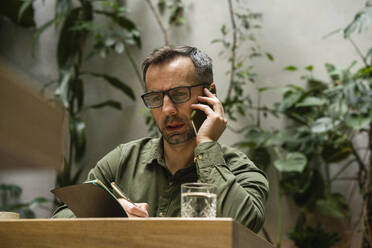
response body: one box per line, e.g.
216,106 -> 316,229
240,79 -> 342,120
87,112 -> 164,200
157,178 -> 175,217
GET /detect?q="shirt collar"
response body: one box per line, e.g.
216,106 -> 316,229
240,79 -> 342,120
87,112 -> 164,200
141,137 -> 198,182
142,137 -> 166,167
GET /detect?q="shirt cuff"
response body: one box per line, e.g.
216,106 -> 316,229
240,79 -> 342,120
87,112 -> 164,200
194,141 -> 227,169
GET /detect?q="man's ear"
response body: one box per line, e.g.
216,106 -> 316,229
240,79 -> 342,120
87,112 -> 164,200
210,83 -> 216,95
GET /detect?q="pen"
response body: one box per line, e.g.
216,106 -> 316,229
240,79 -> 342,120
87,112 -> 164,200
111,182 -> 135,205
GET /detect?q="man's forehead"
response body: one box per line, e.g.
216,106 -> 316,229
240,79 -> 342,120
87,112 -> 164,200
145,57 -> 197,91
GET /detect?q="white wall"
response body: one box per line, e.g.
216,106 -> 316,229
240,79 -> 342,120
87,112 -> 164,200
0,0 -> 370,243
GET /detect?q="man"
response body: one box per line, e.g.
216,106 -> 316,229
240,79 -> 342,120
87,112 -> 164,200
53,46 -> 269,233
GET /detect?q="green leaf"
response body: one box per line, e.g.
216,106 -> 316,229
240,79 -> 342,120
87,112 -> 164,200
291,169 -> 326,208
281,90 -> 303,110
104,37 -> 116,47
97,10 -> 142,48
221,24 -> 227,35
57,7 -> 90,67
295,97 -> 327,107
54,66 -> 74,108
284,65 -> 297,71
0,184 -> 22,200
18,0 -> 33,22
305,65 -> 313,72
274,152 -> 307,173
244,129 -> 270,148
70,117 -> 86,162
115,42 -> 125,54
265,52 -> 274,61
265,131 -> 286,146
315,193 -> 349,218
88,73 -> 136,100
87,100 -> 122,110
322,140 -> 352,163
343,7 -> 372,38
311,117 -> 334,133
157,0 -> 166,15
0,0 -> 35,27
33,17 -> 61,54
307,79 -> 328,91
249,147 -> 271,171
257,87 -> 272,92
344,115 -> 371,130
55,0 -> 72,19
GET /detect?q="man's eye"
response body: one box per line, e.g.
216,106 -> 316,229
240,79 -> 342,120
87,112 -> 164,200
171,90 -> 188,98
150,95 -> 162,102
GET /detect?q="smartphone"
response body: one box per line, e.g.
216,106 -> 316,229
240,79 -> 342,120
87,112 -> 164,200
190,85 -> 215,134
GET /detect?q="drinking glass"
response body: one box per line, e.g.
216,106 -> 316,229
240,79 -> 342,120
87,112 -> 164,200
181,183 -> 216,218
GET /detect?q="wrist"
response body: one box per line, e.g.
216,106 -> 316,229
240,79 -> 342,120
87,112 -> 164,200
196,137 -> 214,145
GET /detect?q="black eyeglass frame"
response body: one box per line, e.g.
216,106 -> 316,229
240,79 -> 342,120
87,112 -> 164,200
141,82 -> 210,109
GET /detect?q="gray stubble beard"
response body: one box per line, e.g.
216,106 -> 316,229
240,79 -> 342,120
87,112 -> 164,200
159,115 -> 196,145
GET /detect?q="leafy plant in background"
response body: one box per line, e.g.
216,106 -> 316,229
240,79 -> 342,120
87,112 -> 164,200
0,1 -> 52,217
211,0 -> 274,243
4,0 -> 186,208
18,0 -> 143,196
0,0 -> 35,28
213,0 -> 371,248
288,212 -> 340,248
235,2 -> 372,247
0,184 -> 49,218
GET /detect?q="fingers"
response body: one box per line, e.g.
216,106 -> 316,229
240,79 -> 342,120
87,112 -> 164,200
192,88 -> 225,120
118,198 -> 149,218
199,88 -> 224,115
191,88 -> 227,144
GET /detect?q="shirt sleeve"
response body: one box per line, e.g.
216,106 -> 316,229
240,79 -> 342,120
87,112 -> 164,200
194,141 -> 269,232
51,145 -> 123,218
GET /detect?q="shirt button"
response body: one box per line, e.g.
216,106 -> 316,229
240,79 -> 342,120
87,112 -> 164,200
194,154 -> 204,163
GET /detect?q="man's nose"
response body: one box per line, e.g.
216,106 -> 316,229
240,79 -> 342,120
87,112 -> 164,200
162,94 -> 177,115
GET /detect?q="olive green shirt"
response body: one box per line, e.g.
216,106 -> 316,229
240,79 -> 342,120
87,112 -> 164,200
53,137 -> 269,232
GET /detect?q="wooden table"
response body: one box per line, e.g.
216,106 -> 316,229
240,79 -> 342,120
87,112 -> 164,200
0,218 -> 273,248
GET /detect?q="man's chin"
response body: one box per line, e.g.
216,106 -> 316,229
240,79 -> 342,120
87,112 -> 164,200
162,131 -> 195,145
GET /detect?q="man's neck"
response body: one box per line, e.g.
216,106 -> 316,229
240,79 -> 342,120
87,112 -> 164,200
163,138 -> 196,175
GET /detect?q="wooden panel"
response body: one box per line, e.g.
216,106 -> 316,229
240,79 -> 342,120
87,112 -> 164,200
0,58 -> 67,170
0,218 -> 234,248
234,222 -> 274,248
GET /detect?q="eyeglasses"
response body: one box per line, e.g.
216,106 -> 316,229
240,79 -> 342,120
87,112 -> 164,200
141,82 -> 209,109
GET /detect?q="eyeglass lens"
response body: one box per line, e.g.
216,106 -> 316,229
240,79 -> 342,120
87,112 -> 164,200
144,87 -> 190,108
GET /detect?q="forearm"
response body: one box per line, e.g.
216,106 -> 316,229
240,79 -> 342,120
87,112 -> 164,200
194,141 -> 269,232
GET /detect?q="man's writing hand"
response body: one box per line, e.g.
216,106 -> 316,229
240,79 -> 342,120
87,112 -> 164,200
191,87 -> 227,144
118,198 -> 149,218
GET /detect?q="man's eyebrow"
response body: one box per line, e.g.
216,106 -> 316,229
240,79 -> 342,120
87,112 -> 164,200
147,82 -> 190,92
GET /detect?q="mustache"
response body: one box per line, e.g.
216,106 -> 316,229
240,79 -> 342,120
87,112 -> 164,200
163,115 -> 186,126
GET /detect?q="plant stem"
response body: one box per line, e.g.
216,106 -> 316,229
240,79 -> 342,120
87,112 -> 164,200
330,159 -> 357,182
348,37 -> 368,67
351,142 -> 367,188
276,185 -> 283,248
324,161 -> 331,193
145,0 -> 169,46
273,146 -> 284,160
362,123 -> 372,247
123,42 -> 145,91
256,92 -> 261,128
226,0 -> 237,100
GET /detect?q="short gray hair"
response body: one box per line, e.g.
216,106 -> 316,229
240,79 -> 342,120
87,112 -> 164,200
142,46 -> 213,85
